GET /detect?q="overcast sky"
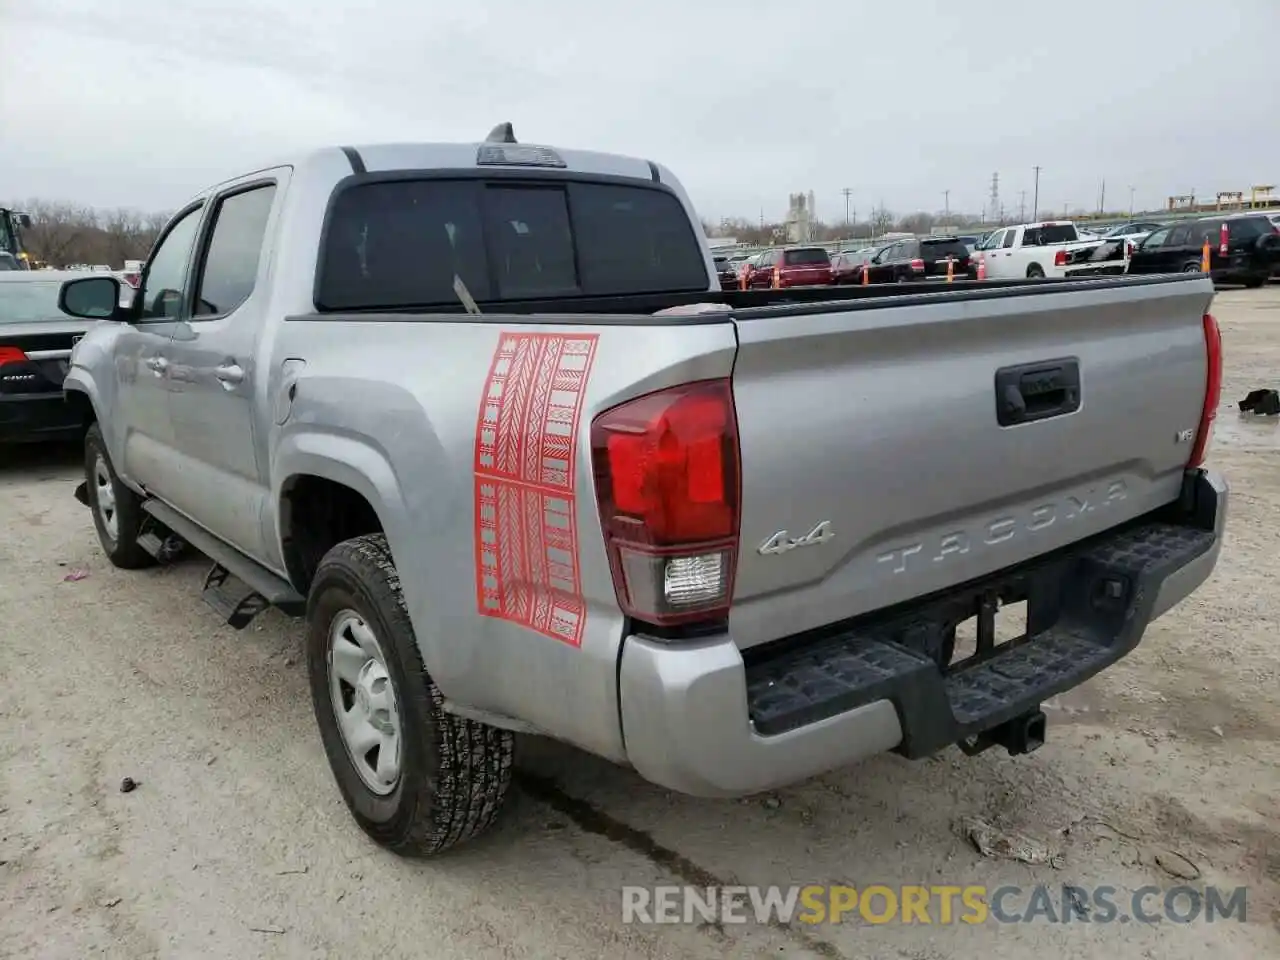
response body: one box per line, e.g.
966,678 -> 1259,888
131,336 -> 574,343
2,0 -> 1277,224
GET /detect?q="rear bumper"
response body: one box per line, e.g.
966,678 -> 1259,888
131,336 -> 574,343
0,392 -> 85,443
619,469 -> 1226,797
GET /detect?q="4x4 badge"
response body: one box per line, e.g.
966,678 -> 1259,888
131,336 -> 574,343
758,521 -> 835,556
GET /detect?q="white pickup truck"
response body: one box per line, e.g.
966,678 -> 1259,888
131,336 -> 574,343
973,221 -> 1103,280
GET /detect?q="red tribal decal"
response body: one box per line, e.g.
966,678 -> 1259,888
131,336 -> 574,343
473,332 -> 599,647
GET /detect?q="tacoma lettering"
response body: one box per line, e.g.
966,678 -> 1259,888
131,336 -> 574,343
875,481 -> 1127,575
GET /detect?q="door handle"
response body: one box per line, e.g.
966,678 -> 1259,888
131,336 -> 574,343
215,363 -> 245,387
145,356 -> 169,375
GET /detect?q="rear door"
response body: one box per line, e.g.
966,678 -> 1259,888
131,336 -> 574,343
726,277 -> 1215,648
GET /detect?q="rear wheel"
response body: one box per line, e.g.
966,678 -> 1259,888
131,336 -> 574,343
1026,264 -> 1045,279
1183,261 -> 1204,273
84,424 -> 154,569
306,533 -> 514,856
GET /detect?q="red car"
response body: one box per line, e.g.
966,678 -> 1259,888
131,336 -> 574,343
747,246 -> 834,288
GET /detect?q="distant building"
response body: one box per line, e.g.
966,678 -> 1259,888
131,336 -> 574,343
785,191 -> 817,243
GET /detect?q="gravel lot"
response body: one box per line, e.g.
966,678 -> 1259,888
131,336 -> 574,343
2,287 -> 1278,959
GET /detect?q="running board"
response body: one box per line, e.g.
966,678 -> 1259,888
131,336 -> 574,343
140,500 -> 306,626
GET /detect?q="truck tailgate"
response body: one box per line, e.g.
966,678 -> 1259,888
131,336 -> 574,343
727,276 -> 1215,649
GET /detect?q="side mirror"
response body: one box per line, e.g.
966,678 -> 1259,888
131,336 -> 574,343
18,214 -> 32,229
59,276 -> 121,321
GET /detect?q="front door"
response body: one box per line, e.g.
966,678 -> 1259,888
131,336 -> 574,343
164,179 -> 281,560
109,203 -> 205,499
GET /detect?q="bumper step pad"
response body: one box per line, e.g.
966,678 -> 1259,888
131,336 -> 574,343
744,521 -> 1216,758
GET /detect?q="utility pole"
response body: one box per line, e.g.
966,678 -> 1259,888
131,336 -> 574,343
1099,178 -> 1106,214
1032,165 -> 1041,223
842,187 -> 852,232
1129,185 -> 1135,216
943,189 -> 950,224
1018,190 -> 1026,222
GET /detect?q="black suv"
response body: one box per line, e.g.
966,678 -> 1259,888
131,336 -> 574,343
712,254 -> 739,290
863,236 -> 971,284
1128,214 -> 1280,287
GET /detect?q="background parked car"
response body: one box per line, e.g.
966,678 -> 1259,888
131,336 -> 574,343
0,270 -> 105,443
712,255 -> 739,290
745,246 -> 833,288
1127,214 -> 1280,287
830,246 -> 883,284
863,236 -> 971,283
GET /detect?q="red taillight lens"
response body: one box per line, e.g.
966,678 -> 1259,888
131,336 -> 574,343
1219,223 -> 1229,257
591,379 -> 740,627
910,258 -> 925,271
1054,248 -> 1068,267
0,346 -> 28,366
1188,313 -> 1222,469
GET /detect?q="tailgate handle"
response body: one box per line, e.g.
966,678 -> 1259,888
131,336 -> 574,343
995,358 -> 1081,426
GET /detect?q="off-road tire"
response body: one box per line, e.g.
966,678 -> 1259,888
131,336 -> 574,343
306,533 -> 514,856
84,423 -> 154,569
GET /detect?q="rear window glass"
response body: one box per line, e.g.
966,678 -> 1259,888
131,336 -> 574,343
1225,218 -> 1270,241
782,248 -> 830,266
1022,225 -> 1078,246
920,239 -> 969,259
317,178 -> 709,310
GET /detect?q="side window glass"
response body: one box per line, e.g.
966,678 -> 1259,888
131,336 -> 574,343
1168,226 -> 1191,246
1002,230 -> 1017,249
1142,228 -> 1170,248
139,206 -> 204,320
195,184 -> 277,317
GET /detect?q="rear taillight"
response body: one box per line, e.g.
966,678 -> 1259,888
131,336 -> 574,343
1188,313 -> 1222,469
0,346 -> 28,367
909,258 -> 925,271
1219,223 -> 1229,257
1054,249 -> 1068,267
591,379 -> 740,627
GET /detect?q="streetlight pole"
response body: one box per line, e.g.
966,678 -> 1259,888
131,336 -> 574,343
943,189 -> 950,225
1032,165 -> 1041,222
842,187 -> 852,234
1129,185 -> 1135,216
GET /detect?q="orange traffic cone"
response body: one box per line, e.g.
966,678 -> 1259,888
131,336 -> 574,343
739,266 -> 749,291
946,257 -> 954,283
1201,240 -> 1211,273
860,263 -> 869,286
976,255 -> 987,281
771,265 -> 781,290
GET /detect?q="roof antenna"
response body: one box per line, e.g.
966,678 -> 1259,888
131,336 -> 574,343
485,122 -> 517,144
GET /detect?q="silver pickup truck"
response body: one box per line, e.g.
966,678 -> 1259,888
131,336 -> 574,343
56,127 -> 1227,857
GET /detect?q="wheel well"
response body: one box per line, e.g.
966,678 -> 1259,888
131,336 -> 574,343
64,389 -> 96,427
1026,263 -> 1044,276
280,476 -> 383,594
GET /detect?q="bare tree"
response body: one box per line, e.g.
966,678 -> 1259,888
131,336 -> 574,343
870,207 -> 895,237
0,198 -> 172,268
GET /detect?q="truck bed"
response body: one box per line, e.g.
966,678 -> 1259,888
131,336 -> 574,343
299,274 -> 1188,321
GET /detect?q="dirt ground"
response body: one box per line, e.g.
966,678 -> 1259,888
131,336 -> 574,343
2,287 -> 1279,960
